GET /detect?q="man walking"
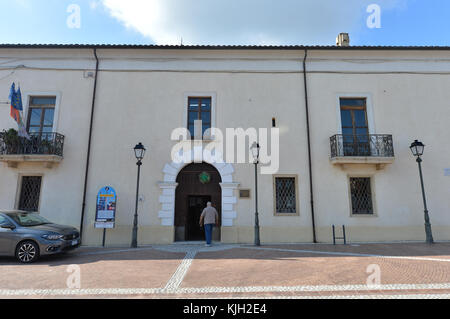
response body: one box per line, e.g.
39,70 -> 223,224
199,202 -> 219,247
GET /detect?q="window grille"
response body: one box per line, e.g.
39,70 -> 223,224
350,177 -> 373,214
275,177 -> 297,214
18,176 -> 42,212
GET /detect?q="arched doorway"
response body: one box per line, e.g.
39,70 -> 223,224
174,162 -> 222,241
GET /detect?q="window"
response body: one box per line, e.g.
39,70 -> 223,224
274,175 -> 298,215
340,98 -> 370,156
18,176 -> 42,212
27,96 -> 56,134
349,177 -> 374,215
6,213 -> 50,227
187,97 -> 211,139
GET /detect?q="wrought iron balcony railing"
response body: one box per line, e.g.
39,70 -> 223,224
0,132 -> 65,157
330,134 -> 394,158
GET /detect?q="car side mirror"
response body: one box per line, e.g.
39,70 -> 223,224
0,223 -> 16,230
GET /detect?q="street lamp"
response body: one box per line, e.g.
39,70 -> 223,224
250,142 -> 261,246
410,140 -> 434,244
131,142 -> 146,248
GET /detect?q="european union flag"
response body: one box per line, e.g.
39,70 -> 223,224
11,84 -> 23,112
8,82 -> 15,101
15,86 -> 23,111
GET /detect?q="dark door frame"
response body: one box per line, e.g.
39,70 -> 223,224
174,162 -> 222,242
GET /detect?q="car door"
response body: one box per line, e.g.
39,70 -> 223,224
0,214 -> 17,255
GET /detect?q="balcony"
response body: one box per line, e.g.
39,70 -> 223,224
0,132 -> 65,168
330,134 -> 394,169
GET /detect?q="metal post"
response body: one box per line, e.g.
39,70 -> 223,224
254,161 -> 260,246
332,225 -> 336,245
131,160 -> 142,248
342,225 -> 346,245
102,228 -> 106,247
416,157 -> 434,244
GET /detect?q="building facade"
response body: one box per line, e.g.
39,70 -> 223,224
0,44 -> 449,246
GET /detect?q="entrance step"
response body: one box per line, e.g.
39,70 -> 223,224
154,242 -> 240,253
173,241 -> 206,245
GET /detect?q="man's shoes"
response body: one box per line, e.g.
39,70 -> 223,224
205,244 -> 212,247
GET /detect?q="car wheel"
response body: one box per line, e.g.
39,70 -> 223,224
16,241 -> 40,263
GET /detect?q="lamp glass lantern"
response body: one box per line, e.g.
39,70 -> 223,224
134,143 -> 146,161
250,142 -> 260,163
410,140 -> 425,157
409,139 -> 434,244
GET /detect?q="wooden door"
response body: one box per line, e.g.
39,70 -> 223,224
340,98 -> 370,156
175,163 -> 222,242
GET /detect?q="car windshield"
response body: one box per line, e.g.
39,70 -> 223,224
6,213 -> 51,227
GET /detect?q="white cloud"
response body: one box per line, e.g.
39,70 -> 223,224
14,0 -> 32,9
89,1 -> 101,10
99,0 -> 407,45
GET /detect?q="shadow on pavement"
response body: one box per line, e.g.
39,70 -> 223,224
0,242 -> 449,267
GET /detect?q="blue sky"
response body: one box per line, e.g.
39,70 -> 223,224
1,0 -> 449,46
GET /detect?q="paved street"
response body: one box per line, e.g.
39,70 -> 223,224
0,242 -> 449,299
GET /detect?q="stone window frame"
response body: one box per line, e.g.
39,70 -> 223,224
272,174 -> 300,216
22,92 -> 62,133
347,174 -> 378,217
182,92 -> 217,141
15,173 -> 44,213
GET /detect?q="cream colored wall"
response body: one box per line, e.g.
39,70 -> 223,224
81,69 -> 313,246
0,49 -> 96,229
0,48 -> 449,246
307,50 -> 450,242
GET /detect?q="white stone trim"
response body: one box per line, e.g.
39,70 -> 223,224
157,182 -> 178,226
158,149 -> 239,229
222,203 -> 233,211
219,182 -> 240,227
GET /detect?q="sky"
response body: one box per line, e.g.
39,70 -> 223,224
0,0 -> 450,46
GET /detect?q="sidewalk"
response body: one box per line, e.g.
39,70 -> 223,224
0,242 -> 449,299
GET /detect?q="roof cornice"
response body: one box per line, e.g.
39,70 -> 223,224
1,44 -> 450,50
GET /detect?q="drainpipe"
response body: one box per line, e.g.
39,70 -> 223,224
303,49 -> 317,243
79,48 -> 99,243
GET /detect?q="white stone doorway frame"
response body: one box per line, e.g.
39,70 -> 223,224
158,151 -> 239,232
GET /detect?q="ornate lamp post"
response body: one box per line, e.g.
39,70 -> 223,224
410,140 -> 434,244
250,142 -> 261,246
131,142 -> 146,248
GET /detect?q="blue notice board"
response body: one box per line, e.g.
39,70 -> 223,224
95,186 -> 117,229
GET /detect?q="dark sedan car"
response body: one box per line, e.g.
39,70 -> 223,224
0,211 -> 80,263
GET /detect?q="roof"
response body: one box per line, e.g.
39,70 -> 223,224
1,44 -> 450,51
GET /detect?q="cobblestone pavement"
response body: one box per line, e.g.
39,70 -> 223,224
0,242 -> 449,299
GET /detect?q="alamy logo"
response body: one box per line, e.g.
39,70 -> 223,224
66,264 -> 81,289
171,121 -> 280,174
367,4 -> 382,29
67,4 -> 81,29
366,264 -> 381,288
